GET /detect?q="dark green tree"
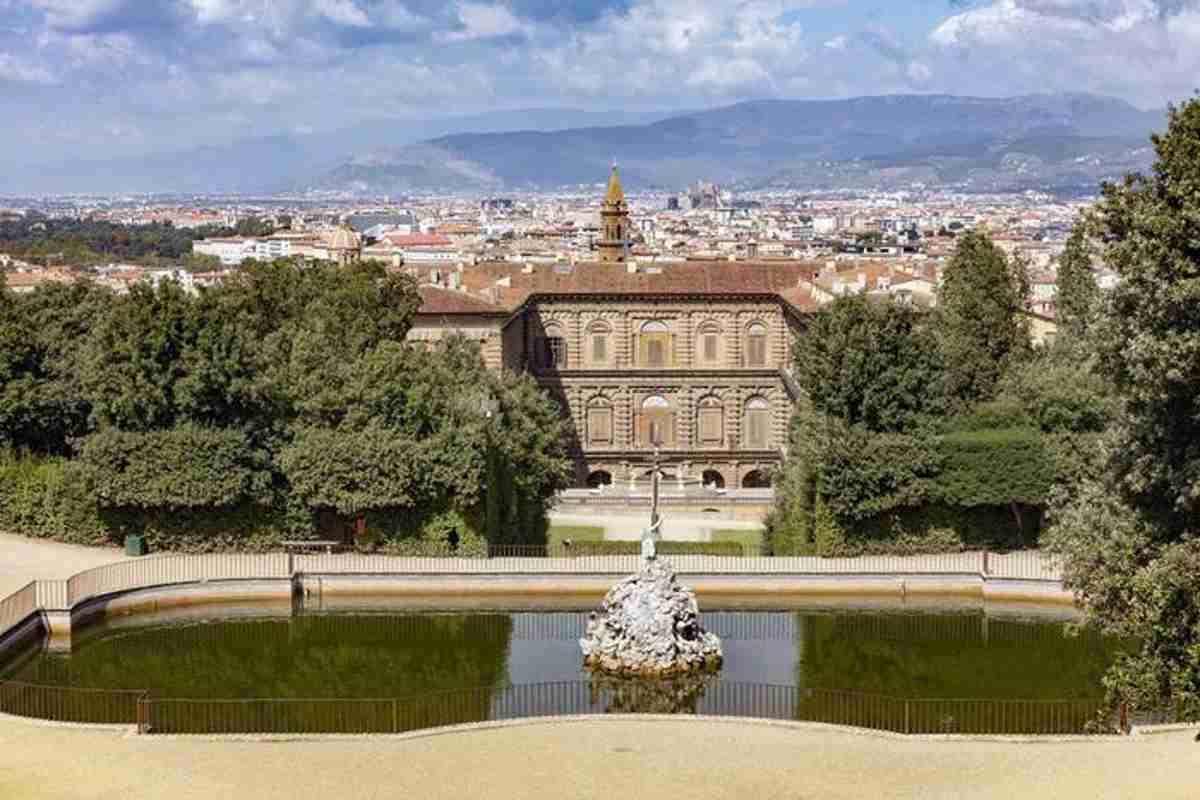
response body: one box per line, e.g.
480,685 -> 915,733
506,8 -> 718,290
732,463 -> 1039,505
792,294 -> 945,433
1046,97 -> 1200,720
1056,224 -> 1100,345
937,231 -> 1029,407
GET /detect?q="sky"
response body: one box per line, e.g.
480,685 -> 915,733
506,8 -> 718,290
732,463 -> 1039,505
1,0 -> 1199,163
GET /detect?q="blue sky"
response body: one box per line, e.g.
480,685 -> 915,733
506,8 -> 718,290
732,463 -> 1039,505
1,1 -> 1198,163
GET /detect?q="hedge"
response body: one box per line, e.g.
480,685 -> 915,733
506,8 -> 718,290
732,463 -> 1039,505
80,427 -> 266,509
930,428 -> 1055,507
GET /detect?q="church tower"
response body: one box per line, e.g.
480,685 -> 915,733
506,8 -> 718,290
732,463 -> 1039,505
598,165 -> 631,263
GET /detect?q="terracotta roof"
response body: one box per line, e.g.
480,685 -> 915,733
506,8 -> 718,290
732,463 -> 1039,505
416,285 -> 509,315
423,259 -> 822,315
384,233 -> 453,248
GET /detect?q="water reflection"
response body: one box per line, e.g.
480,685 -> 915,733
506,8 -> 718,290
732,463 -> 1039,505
4,608 -> 1117,704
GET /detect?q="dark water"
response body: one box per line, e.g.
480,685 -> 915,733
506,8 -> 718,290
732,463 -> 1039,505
4,609 -> 1117,702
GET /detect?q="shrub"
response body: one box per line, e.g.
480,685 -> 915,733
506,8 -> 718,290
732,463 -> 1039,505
931,428 -> 1055,507
80,427 -> 267,509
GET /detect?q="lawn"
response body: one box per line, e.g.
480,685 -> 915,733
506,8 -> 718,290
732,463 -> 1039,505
710,528 -> 765,555
547,524 -> 605,549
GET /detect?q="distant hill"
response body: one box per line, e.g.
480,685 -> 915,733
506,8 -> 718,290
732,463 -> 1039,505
309,93 -> 1164,195
2,107 -> 678,196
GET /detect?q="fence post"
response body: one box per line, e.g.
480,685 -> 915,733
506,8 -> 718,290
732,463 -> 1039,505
981,551 -> 989,576
904,699 -> 911,735
392,697 -> 399,733
1119,701 -> 1129,734
136,694 -> 149,734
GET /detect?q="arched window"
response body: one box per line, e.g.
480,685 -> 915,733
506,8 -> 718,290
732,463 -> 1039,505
586,322 -> 612,366
586,470 -> 613,488
638,320 -> 673,367
702,469 -> 726,490
586,398 -> 613,447
698,322 -> 722,365
540,322 -> 566,369
742,470 -> 772,489
638,394 -> 675,447
744,396 -> 771,448
696,395 -> 725,447
746,322 -> 768,367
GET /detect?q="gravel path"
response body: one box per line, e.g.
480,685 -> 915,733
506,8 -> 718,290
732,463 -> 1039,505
0,717 -> 1198,800
0,532 -> 127,597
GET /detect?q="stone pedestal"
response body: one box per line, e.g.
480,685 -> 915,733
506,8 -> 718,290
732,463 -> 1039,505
580,558 -> 722,677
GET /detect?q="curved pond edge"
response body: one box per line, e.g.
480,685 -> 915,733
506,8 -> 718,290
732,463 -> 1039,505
0,707 -> 1161,742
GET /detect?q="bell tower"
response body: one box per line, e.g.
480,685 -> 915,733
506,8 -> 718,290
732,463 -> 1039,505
598,165 -> 631,263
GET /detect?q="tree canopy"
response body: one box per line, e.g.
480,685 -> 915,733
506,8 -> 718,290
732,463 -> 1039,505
1045,96 -> 1200,720
0,257 -> 569,551
937,232 -> 1029,407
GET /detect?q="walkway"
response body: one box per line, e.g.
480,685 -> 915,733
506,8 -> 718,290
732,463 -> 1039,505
1,717 -> 1198,800
0,533 -> 127,596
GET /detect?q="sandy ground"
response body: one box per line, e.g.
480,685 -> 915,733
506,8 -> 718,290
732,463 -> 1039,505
0,716 -> 1198,800
0,532 -> 127,597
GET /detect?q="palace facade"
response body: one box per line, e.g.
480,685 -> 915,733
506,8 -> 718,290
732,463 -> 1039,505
407,170 -> 819,490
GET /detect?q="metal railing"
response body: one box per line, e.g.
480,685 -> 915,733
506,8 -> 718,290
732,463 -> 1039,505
0,582 -> 37,637
0,679 -> 145,725
0,548 -> 1066,647
129,681 -> 1112,736
66,553 -> 289,607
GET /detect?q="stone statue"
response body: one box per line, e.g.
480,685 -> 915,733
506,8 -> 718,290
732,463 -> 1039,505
580,447 -> 722,678
640,518 -> 661,561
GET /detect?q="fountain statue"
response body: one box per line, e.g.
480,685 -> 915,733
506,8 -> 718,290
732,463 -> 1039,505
580,448 -> 723,678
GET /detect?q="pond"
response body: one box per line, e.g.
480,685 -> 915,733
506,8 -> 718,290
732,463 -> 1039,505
0,603 -> 1121,734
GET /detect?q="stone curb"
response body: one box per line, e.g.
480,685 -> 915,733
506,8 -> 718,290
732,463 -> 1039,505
0,710 -> 1136,745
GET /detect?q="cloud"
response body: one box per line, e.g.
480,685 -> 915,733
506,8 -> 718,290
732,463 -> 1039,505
0,51 -> 55,83
928,0 -> 1200,103
2,0 -> 1199,166
440,2 -> 530,41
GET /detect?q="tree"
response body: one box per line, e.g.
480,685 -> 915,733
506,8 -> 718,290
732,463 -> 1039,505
937,231 -> 1029,407
1045,96 -> 1200,721
792,294 -> 945,434
1056,224 -> 1100,345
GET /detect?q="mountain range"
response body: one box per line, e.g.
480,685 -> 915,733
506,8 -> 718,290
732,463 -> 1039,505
309,93 -> 1165,196
4,94 -> 1165,196
2,108 -> 677,196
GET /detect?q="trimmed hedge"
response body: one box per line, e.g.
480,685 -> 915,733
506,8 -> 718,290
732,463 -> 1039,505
931,428 -> 1055,507
80,427 -> 266,509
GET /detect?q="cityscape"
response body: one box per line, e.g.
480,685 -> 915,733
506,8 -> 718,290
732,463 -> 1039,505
2,1 -> 1200,799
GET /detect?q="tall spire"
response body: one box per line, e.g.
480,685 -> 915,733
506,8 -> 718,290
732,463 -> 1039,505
605,165 -> 625,205
598,165 -> 631,263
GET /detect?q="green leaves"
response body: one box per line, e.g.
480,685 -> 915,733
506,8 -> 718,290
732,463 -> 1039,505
792,294 -> 945,434
80,427 -> 265,510
938,231 -> 1030,407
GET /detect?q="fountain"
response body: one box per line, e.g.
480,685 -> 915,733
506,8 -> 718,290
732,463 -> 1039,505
579,448 -> 723,678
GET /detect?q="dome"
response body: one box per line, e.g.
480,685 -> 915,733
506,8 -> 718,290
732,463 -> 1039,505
327,224 -> 362,251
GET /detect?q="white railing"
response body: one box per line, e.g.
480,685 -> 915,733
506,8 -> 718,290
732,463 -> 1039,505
0,549 -> 1066,646
34,580 -> 69,610
988,550 -> 1063,582
0,582 -> 37,635
66,553 -> 289,607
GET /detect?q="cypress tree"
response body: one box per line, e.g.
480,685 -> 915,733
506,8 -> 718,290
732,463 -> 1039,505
1055,224 -> 1099,344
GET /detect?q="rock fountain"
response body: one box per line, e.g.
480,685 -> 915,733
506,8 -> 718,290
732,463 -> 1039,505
580,448 -> 723,678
